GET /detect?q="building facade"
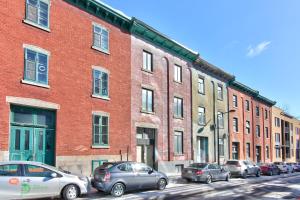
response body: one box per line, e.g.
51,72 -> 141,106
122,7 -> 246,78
228,81 -> 275,163
0,0 -> 132,176
191,58 -> 234,165
272,106 -> 299,163
130,19 -> 198,174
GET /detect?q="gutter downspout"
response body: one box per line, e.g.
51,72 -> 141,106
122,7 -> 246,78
262,107 -> 265,163
241,97 -> 245,159
252,99 -> 256,162
166,58 -> 171,162
211,81 -> 216,162
188,66 -> 194,163
227,86 -> 231,160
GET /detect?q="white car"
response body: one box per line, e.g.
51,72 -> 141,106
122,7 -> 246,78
274,162 -> 294,173
0,161 -> 89,200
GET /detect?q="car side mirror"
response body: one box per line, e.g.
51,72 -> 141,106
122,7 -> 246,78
50,172 -> 58,178
148,168 -> 154,174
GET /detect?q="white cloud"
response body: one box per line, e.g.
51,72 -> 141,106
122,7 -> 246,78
246,41 -> 271,57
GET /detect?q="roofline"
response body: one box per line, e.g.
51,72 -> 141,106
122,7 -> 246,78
193,57 -> 235,81
229,80 -> 276,106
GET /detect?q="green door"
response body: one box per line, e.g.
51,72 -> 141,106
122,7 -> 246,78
34,128 -> 46,163
10,126 -> 34,161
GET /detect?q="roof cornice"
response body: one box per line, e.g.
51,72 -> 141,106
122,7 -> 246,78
193,58 -> 235,81
229,80 -> 276,106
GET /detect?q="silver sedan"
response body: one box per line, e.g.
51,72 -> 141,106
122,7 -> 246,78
0,161 -> 89,200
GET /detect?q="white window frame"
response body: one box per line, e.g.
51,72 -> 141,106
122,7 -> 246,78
174,65 -> 182,83
92,22 -> 109,54
142,51 -> 152,72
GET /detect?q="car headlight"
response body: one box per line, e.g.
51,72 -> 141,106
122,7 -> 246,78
78,176 -> 88,183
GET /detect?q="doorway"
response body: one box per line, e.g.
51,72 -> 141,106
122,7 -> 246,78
9,106 -> 56,165
136,128 -> 156,169
197,137 -> 208,162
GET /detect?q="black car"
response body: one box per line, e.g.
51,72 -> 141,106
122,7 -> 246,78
91,161 -> 168,197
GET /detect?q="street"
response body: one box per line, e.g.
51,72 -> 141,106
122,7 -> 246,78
79,173 -> 300,200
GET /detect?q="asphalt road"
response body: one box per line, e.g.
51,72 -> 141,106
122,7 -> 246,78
79,173 -> 300,200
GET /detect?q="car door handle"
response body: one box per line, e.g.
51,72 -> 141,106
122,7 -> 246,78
23,179 -> 31,183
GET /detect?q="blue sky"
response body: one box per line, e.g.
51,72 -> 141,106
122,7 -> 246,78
103,0 -> 300,117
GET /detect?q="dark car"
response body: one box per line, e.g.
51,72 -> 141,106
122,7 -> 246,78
260,163 -> 281,176
181,163 -> 230,184
91,161 -> 168,197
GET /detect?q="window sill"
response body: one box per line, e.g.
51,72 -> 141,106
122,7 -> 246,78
218,98 -> 223,101
21,80 -> 50,89
174,154 -> 184,156
198,91 -> 205,95
141,68 -> 154,74
198,123 -> 206,126
173,80 -> 183,85
140,110 -> 155,115
92,94 -> 110,101
174,116 -> 184,120
91,46 -> 110,55
23,19 -> 50,32
92,145 -> 110,149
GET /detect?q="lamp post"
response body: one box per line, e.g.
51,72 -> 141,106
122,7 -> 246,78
217,109 -> 236,165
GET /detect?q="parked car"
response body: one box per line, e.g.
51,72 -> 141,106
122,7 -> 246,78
287,163 -> 297,172
294,163 -> 300,172
260,163 -> 281,176
91,161 -> 168,197
181,163 -> 230,184
225,160 -> 260,178
0,161 -> 89,200
274,162 -> 294,173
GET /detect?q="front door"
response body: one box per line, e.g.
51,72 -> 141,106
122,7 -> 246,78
198,137 -> 208,162
34,129 -> 46,163
10,127 -> 34,161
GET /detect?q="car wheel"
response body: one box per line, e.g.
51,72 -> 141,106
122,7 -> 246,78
278,170 -> 281,175
269,171 -> 273,176
157,178 -> 167,190
242,171 -> 247,179
292,169 -> 294,173
256,170 -> 261,177
111,183 -> 125,197
225,174 -> 230,182
62,184 -> 78,200
206,175 -> 212,184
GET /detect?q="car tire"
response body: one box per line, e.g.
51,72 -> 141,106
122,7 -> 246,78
269,171 -> 273,176
111,183 -> 125,197
256,170 -> 261,177
278,171 -> 281,175
242,171 -> 247,179
62,184 -> 78,200
225,174 -> 230,182
206,175 -> 212,184
157,178 -> 167,190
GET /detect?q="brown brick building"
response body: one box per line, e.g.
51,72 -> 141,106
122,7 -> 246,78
228,81 -> 275,163
0,0 -> 132,175
130,19 -> 198,174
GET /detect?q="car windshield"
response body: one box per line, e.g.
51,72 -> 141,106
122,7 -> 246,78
41,163 -> 70,174
189,163 -> 207,169
226,161 -> 239,165
99,162 -> 116,169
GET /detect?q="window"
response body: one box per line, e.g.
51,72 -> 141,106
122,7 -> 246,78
219,138 -> 224,156
217,85 -> 223,100
198,107 -> 206,125
198,77 -> 205,94
93,23 -> 109,53
256,125 -> 260,137
275,148 -> 280,158
246,121 -> 251,134
265,109 -> 268,119
93,115 -> 109,146
118,163 -> 133,172
174,97 -> 183,118
266,146 -> 269,159
25,0 -> 49,28
217,112 -> 224,128
245,100 -> 250,111
246,143 -> 250,159
24,48 -> 49,85
24,165 -> 53,177
232,142 -> 239,160
265,127 -> 269,138
133,163 -> 152,173
275,117 -> 281,127
233,95 -> 238,107
93,69 -> 109,98
256,106 -> 260,117
174,131 -> 183,155
0,164 -> 21,176
142,51 -> 152,72
275,133 -> 280,144
142,88 -> 153,112
233,117 -> 238,132
174,65 -> 182,83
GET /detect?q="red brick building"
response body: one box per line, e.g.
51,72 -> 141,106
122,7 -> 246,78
0,0 -> 132,175
130,19 -> 198,174
228,81 -> 275,163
